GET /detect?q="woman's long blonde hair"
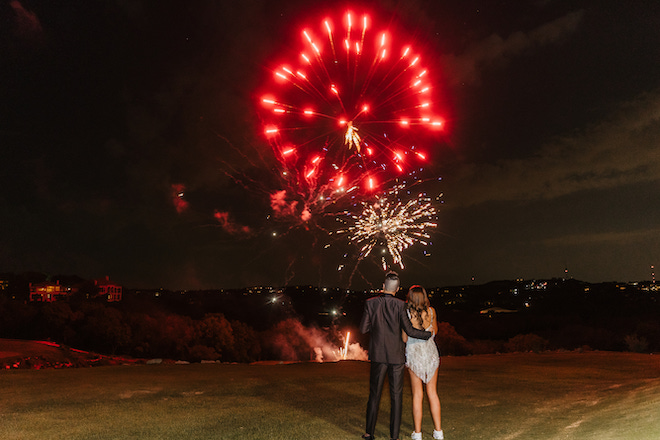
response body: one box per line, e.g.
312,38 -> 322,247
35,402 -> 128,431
406,285 -> 430,326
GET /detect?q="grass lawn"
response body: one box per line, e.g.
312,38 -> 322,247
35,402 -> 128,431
1,352 -> 659,439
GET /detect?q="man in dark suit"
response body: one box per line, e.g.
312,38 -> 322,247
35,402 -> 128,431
360,271 -> 432,440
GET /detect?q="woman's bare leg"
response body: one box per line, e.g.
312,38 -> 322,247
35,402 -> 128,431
408,369 -> 425,434
424,368 -> 442,431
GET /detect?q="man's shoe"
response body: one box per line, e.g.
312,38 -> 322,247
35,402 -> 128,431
362,434 -> 375,440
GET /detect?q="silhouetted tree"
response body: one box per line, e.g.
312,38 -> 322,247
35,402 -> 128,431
161,314 -> 196,359
195,313 -> 234,361
125,311 -> 162,358
39,302 -> 82,345
0,296 -> 37,338
78,304 -> 131,355
228,319 -> 261,362
435,321 -> 471,356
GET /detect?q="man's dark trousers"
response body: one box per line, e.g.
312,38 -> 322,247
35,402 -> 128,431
366,362 -> 406,439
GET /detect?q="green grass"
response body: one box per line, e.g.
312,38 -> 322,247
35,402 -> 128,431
2,352 -> 659,439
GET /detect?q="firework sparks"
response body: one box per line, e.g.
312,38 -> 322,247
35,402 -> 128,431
340,331 -> 351,360
258,10 -> 444,223
337,185 -> 438,269
344,121 -> 361,151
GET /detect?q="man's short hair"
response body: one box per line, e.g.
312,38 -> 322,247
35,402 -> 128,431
383,271 -> 400,293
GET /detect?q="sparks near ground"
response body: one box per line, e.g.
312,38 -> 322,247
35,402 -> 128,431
339,331 -> 351,360
258,9 -> 444,225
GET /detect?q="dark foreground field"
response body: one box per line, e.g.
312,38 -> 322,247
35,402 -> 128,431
2,351 -> 659,439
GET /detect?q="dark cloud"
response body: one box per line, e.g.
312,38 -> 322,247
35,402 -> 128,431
441,10 -> 584,86
542,227 -> 660,247
445,89 -> 660,207
9,1 -> 43,41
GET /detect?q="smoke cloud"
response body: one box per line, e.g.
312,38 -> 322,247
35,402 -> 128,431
10,1 -> 43,41
270,190 -> 298,219
265,318 -> 368,362
170,184 -> 189,214
213,210 -> 252,235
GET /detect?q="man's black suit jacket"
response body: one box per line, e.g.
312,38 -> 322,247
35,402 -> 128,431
359,293 -> 432,364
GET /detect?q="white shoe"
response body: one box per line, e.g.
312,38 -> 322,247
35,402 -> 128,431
411,432 -> 422,440
433,430 -> 444,440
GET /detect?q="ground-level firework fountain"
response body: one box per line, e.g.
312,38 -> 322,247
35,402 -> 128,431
317,330 -> 368,362
339,331 -> 351,360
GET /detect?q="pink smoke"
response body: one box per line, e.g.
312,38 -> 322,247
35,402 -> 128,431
266,319 -> 368,362
171,184 -> 189,213
213,211 -> 251,235
10,1 -> 43,40
270,190 -> 298,218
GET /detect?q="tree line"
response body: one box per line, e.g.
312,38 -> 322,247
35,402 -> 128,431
2,278 -> 659,364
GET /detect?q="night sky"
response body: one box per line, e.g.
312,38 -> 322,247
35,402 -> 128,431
2,0 -> 659,290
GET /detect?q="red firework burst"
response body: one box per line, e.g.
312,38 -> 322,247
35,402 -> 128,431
258,9 -> 444,222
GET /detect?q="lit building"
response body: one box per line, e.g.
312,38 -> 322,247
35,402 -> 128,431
94,276 -> 123,302
29,280 -> 70,302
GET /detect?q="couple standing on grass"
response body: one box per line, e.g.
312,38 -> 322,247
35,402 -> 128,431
359,271 -> 443,440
